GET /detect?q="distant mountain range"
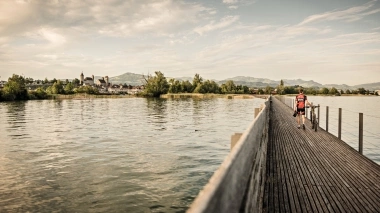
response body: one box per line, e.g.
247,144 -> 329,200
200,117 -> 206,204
105,72 -> 380,90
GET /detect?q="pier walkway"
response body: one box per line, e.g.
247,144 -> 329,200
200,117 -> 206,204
188,96 -> 380,213
263,97 -> 380,212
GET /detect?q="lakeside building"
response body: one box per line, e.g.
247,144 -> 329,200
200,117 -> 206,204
96,76 -> 110,87
80,72 -> 95,86
80,72 -> 144,94
106,84 -> 144,94
0,80 -> 7,90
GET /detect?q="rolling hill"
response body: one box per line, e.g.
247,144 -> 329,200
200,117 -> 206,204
105,72 -> 380,90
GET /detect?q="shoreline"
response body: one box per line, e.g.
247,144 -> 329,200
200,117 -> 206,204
49,94 -> 138,100
160,93 -> 257,99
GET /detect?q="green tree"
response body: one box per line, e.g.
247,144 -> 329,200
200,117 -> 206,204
220,80 -> 236,94
236,85 -> 249,94
209,80 -> 221,93
192,73 -> 203,91
329,87 -> 338,95
44,78 -> 49,84
1,74 -> 28,101
345,89 -> 351,94
180,80 -> 193,93
75,85 -> 99,94
320,87 -> 329,95
264,85 -> 273,94
25,77 -> 34,84
277,79 -> 285,95
358,88 -> 366,95
194,80 -> 221,94
29,87 -> 48,99
193,83 -> 204,93
283,86 -> 297,94
143,71 -> 169,97
72,78 -> 80,86
305,87 -> 317,95
50,78 -> 57,84
168,79 -> 182,93
64,82 -> 75,94
52,80 -> 64,94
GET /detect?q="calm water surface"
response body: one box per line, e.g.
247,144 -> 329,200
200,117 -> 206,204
0,97 -> 265,212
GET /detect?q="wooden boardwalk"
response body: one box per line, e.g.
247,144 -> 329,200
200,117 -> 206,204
263,97 -> 380,212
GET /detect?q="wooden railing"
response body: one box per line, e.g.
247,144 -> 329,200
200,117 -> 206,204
276,96 -> 379,156
187,96 -> 271,213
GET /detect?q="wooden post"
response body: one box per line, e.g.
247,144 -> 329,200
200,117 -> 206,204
326,106 -> 329,132
294,98 -> 296,110
231,133 -> 243,150
338,108 -> 342,140
306,107 -> 308,119
292,99 -> 294,110
318,104 -> 320,127
359,113 -> 363,154
254,108 -> 260,118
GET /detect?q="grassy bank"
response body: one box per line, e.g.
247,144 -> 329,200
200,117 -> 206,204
49,94 -> 136,100
160,93 -> 255,99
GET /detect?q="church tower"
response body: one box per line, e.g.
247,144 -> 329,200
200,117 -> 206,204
80,72 -> 84,85
105,76 -> 109,86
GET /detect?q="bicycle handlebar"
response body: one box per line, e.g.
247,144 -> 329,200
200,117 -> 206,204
306,105 -> 319,108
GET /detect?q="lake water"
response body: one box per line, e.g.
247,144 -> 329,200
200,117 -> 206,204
0,97 -> 265,213
283,95 -> 380,164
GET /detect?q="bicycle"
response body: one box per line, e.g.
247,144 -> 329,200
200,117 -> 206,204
307,104 -> 319,132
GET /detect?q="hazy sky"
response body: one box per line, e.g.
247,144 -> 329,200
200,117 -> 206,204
1,0 -> 379,85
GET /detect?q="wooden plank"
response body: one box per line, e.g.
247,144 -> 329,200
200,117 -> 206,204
263,97 -> 380,213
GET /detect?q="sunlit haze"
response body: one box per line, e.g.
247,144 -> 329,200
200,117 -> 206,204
0,0 -> 379,85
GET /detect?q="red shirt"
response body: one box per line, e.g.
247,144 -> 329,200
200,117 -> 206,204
296,94 -> 307,108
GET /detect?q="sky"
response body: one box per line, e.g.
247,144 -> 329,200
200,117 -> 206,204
0,0 -> 379,85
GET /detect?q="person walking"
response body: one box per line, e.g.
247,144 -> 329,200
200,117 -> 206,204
294,88 -> 311,129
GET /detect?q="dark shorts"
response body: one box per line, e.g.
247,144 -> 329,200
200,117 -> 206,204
297,108 -> 305,115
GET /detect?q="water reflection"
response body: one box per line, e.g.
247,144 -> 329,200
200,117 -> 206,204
5,101 -> 28,139
146,98 -> 168,130
0,97 -> 266,212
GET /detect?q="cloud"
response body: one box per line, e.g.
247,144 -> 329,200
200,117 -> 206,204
299,0 -> 380,25
223,0 -> 239,4
38,28 -> 66,46
194,15 -> 239,35
0,0 -> 211,38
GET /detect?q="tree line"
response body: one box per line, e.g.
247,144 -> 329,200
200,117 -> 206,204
142,72 -> 379,97
143,72 -> 251,97
0,74 -> 98,101
0,73 -> 377,101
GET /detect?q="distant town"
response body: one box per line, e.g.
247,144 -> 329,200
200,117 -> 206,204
0,72 -> 145,95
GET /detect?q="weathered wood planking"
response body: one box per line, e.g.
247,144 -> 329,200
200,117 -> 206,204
263,97 -> 380,213
187,97 -> 271,213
